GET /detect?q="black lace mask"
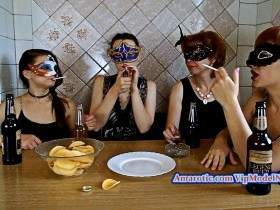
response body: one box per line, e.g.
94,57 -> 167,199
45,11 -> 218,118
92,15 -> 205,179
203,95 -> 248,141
246,43 -> 280,67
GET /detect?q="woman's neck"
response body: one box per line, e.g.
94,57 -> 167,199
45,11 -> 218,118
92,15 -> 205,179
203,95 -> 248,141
190,72 -> 214,92
27,86 -> 50,101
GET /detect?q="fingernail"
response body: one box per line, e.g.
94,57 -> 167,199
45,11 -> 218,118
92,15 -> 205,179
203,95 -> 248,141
236,67 -> 240,72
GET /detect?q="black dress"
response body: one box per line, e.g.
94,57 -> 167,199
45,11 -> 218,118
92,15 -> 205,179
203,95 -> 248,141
179,77 -> 226,139
18,111 -> 70,142
101,74 -> 147,139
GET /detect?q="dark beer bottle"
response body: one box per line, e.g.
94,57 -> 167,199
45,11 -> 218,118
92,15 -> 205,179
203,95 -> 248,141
74,104 -> 87,140
1,94 -> 22,165
246,101 -> 272,195
185,102 -> 200,148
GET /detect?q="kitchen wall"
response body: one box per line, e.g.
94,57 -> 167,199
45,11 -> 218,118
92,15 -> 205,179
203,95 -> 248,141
0,0 -> 279,112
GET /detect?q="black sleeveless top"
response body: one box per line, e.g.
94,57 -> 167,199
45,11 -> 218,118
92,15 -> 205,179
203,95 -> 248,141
179,77 -> 226,139
101,74 -> 148,139
18,111 -> 70,142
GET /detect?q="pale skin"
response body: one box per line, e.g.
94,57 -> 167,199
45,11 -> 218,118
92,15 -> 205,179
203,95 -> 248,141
211,59 -> 280,171
163,58 -> 238,170
88,39 -> 156,134
0,55 -> 76,149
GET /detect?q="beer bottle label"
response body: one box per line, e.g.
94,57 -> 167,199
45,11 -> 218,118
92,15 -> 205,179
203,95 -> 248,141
16,130 -> 22,155
249,150 -> 272,173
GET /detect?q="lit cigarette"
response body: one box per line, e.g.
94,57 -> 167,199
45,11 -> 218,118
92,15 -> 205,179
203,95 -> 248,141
53,76 -> 66,80
202,64 -> 218,71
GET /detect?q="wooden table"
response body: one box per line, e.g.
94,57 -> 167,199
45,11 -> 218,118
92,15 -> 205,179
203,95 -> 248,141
0,140 -> 280,210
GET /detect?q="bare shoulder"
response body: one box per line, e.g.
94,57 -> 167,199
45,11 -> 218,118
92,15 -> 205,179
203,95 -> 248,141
242,95 -> 263,122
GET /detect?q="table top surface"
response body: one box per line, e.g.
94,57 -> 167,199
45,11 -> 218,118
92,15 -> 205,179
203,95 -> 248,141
0,140 -> 280,210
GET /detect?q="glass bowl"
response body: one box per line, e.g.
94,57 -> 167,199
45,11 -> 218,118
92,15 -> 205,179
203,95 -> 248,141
35,138 -> 104,176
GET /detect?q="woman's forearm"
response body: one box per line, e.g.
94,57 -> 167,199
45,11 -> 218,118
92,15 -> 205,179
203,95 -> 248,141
92,85 -> 119,131
222,98 -> 252,167
131,88 -> 153,133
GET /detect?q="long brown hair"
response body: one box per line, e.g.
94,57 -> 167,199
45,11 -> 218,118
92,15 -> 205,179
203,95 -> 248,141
18,49 -> 68,127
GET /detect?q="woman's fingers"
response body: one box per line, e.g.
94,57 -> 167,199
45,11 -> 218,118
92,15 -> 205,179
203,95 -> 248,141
229,151 -> 238,165
201,152 -> 210,165
204,154 -> 214,168
218,155 -> 226,171
33,136 -> 42,145
211,154 -> 220,170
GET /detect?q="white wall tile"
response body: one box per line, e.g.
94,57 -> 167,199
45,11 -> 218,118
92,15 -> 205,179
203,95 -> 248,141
257,0 -> 272,24
272,0 -> 280,19
239,67 -> 252,86
14,15 -> 32,40
15,40 -> 32,64
0,65 -> 18,94
0,7 -> 14,39
13,0 -> 31,15
237,46 -> 253,66
0,36 -> 15,64
227,0 -> 239,23
239,3 -> 257,24
240,0 -> 258,3
0,0 -> 13,13
32,0 -> 48,32
238,25 -> 256,46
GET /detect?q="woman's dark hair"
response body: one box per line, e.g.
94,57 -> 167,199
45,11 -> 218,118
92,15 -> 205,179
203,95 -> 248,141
181,31 -> 226,68
18,49 -> 68,127
255,26 -> 280,47
110,33 -> 140,48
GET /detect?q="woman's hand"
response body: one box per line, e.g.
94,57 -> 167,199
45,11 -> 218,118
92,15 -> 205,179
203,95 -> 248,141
211,67 -> 239,107
84,114 -> 96,131
21,134 -> 41,150
113,69 -> 132,94
201,138 -> 238,170
163,124 -> 181,144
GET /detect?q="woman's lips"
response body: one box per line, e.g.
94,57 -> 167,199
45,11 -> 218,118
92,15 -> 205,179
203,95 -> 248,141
251,70 -> 259,81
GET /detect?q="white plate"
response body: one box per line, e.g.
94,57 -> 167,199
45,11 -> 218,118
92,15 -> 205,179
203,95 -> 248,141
107,152 -> 176,177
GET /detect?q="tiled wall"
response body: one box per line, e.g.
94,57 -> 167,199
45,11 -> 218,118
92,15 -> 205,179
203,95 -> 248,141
0,0 -> 279,111
0,0 -> 16,101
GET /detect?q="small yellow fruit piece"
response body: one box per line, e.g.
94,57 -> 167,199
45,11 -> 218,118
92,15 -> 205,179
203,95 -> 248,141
102,179 -> 120,190
68,141 -> 85,148
49,146 -> 66,157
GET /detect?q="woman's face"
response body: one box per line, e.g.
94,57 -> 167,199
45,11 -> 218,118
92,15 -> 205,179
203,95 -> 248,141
186,58 -> 213,76
28,55 -> 56,88
111,39 -> 140,71
250,60 -> 280,88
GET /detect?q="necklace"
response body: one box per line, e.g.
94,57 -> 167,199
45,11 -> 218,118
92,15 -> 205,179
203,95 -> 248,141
195,87 -> 213,105
28,89 -> 50,99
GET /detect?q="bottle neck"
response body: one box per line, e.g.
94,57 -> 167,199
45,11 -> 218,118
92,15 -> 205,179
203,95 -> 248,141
76,105 -> 84,126
5,98 -> 15,117
254,107 -> 267,131
188,102 -> 197,123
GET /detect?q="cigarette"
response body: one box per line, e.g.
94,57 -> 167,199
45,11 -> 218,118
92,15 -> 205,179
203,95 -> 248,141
53,76 -> 66,80
202,64 -> 218,71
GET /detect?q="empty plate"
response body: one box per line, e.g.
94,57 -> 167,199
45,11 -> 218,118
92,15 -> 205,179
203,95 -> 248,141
107,152 -> 176,177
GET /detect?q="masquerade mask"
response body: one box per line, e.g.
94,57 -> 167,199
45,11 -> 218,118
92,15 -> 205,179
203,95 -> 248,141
175,25 -> 213,61
246,43 -> 280,67
108,42 -> 140,63
28,55 -> 58,77
184,45 -> 213,61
